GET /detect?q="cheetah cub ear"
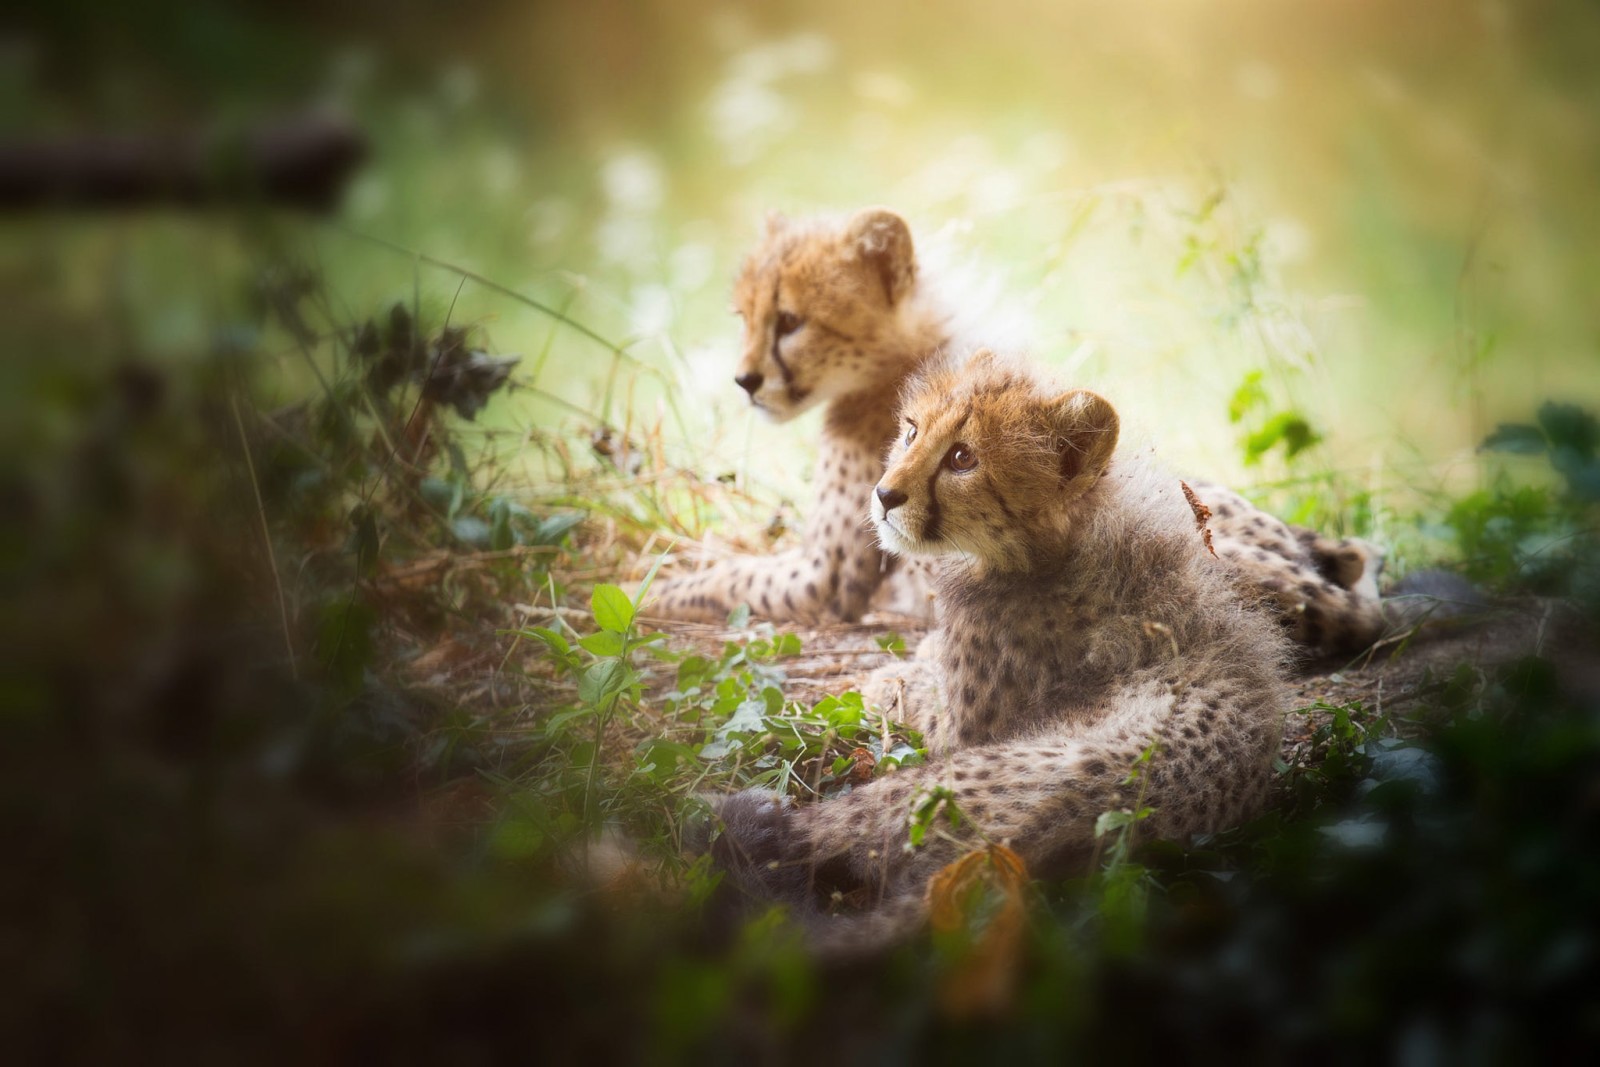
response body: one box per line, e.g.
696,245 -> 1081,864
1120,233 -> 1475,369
1043,388 -> 1120,485
844,207 -> 917,307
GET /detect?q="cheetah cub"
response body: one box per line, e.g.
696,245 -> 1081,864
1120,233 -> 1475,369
652,208 -> 1387,654
712,350 -> 1291,948
651,208 -> 950,624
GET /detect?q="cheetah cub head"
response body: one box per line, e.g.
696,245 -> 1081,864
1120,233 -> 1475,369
730,207 -> 919,421
872,350 -> 1120,573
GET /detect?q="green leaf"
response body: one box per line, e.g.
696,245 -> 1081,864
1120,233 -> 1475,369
533,512 -> 585,546
1227,371 -> 1266,424
1245,412 -> 1321,465
578,659 -> 626,706
1478,422 -> 1547,455
544,705 -> 593,734
489,498 -> 516,551
451,516 -> 491,547
521,626 -> 570,656
698,738 -> 739,760
726,603 -> 751,629
419,476 -> 454,511
883,742 -> 919,765
816,691 -> 865,728
578,630 -> 624,657
1094,810 -> 1132,839
315,599 -> 377,697
591,584 -> 635,634
489,817 -> 544,860
717,697 -> 768,737
675,654 -> 712,690
348,504 -> 380,579
633,545 -> 672,610
1537,402 -> 1597,459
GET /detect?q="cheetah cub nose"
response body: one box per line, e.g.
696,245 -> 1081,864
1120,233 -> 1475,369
876,485 -> 908,512
734,371 -> 764,396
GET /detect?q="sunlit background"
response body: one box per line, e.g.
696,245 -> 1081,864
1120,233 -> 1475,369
9,2 -> 1600,1056
16,0 -> 1599,518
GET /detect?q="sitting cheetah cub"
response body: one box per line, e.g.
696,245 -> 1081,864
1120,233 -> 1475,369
651,208 -> 950,624
712,350 -> 1291,949
652,208 -> 1387,654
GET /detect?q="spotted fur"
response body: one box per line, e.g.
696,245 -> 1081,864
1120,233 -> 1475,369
1187,480 -> 1387,654
651,209 -> 944,623
712,352 -> 1292,951
652,208 -> 1385,653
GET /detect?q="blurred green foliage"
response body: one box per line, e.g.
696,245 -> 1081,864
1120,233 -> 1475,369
8,0 -> 1600,1060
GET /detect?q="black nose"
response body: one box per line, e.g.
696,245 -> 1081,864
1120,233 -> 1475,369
876,485 -> 908,512
734,372 -> 764,396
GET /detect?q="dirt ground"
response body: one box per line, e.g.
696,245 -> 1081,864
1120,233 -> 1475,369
405,587 -> 1592,778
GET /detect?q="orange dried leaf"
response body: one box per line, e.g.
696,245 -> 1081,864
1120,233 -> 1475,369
1180,480 -> 1218,558
847,746 -> 876,783
925,844 -> 1030,1018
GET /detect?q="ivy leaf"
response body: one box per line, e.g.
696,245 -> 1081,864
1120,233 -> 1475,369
717,697 -> 768,737
698,738 -> 739,760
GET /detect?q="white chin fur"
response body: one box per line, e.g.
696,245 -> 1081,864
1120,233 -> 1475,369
750,392 -> 815,423
873,513 -> 943,558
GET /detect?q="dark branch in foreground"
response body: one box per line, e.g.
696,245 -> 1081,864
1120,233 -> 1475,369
0,111 -> 367,213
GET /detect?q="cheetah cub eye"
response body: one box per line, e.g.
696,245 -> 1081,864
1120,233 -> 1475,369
774,311 -> 804,337
946,444 -> 977,472
904,421 -> 917,445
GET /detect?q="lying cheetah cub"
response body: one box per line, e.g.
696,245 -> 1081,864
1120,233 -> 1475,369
712,351 -> 1291,948
652,208 -> 1386,654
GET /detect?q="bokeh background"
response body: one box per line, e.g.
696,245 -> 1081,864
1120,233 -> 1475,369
17,0 -> 1600,505
7,0 -> 1600,1059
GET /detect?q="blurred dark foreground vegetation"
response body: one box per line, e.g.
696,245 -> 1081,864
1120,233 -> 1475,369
5,225 -> 1599,1063
7,1 -> 1600,1062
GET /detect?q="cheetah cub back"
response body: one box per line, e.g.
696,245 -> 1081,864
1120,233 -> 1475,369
711,350 -> 1292,951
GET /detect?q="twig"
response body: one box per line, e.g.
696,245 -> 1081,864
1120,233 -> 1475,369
230,394 -> 298,678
